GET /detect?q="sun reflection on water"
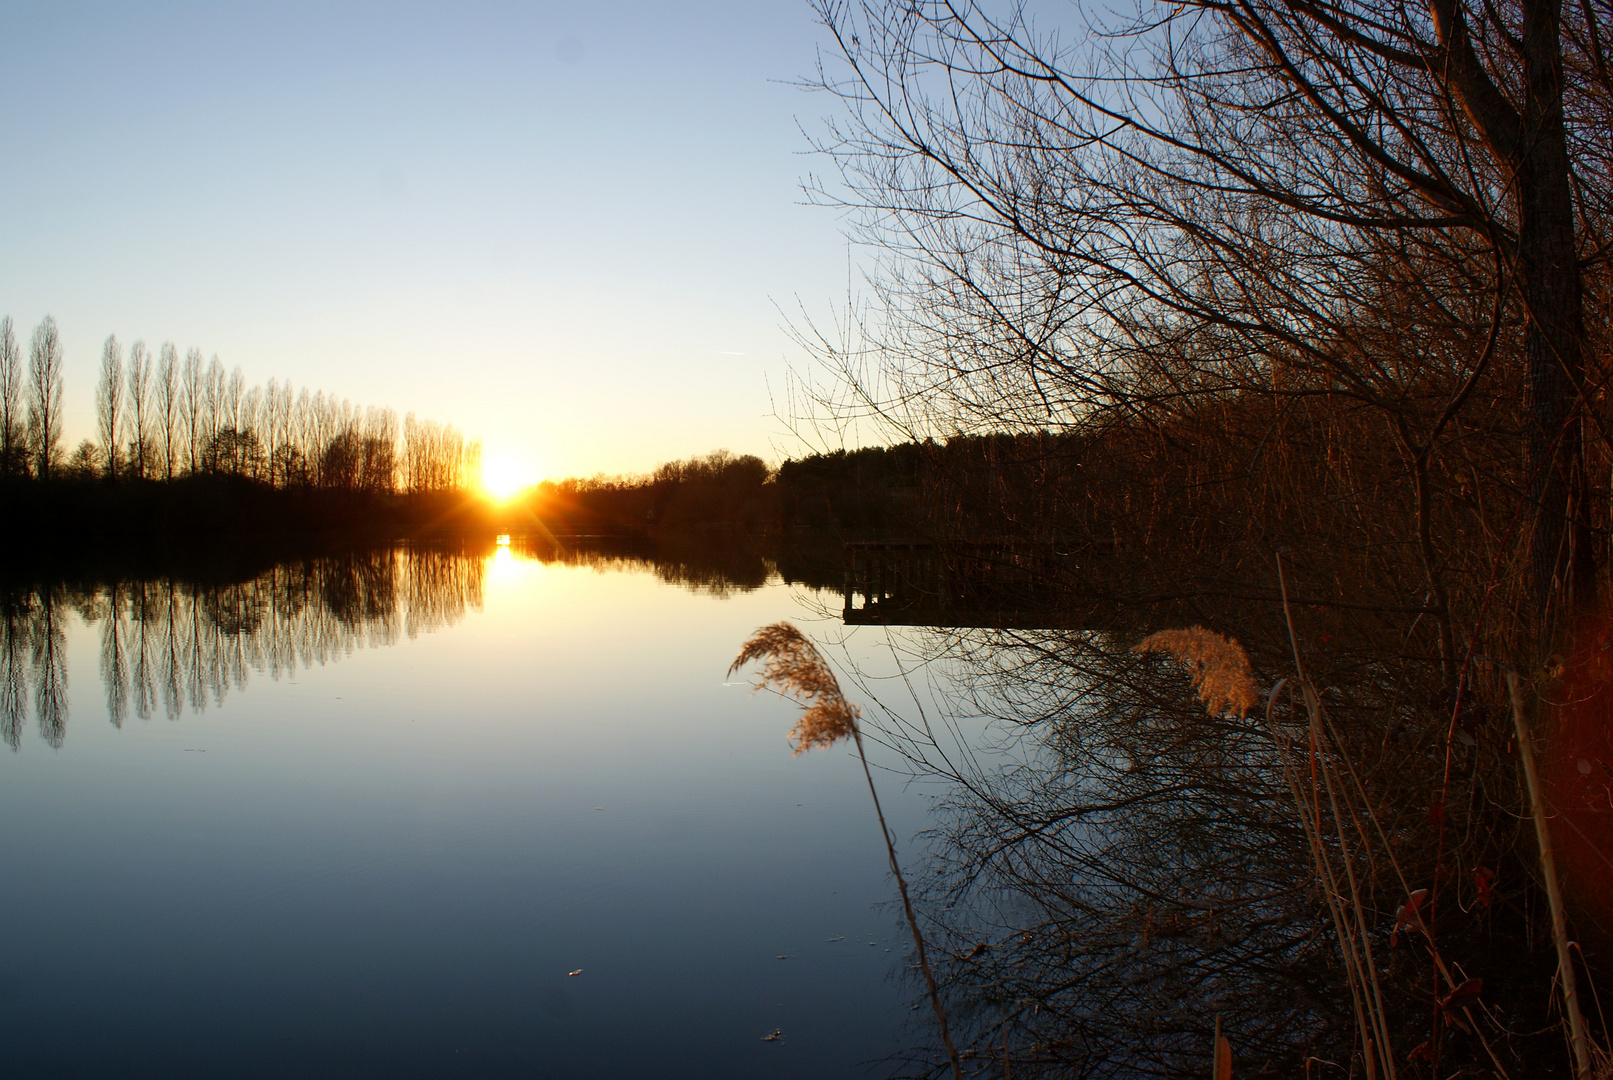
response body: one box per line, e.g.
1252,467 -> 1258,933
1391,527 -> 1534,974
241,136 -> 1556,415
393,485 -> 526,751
487,541 -> 526,587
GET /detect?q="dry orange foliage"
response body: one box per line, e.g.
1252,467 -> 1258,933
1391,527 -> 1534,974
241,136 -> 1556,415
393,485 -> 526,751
730,622 -> 862,754
1133,626 -> 1259,718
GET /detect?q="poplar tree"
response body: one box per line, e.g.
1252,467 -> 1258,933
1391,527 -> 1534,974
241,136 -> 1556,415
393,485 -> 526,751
26,317 -> 63,481
126,341 -> 152,480
96,335 -> 124,481
0,317 -> 21,478
156,343 -> 179,480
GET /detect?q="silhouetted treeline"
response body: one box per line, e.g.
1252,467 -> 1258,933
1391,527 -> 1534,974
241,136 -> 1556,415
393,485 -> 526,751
0,313 -> 480,493
0,313 -> 501,549
510,438 -> 1093,544
1,474 -> 503,557
516,450 -> 776,535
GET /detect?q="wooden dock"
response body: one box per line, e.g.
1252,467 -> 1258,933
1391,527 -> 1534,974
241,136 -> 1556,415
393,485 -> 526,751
840,537 -> 1095,629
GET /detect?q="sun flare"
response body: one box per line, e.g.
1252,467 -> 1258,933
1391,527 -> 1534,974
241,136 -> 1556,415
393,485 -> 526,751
479,455 -> 536,501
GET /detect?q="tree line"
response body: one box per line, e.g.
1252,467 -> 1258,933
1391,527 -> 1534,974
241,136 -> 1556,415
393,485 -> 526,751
0,313 -> 481,495
523,450 -> 776,533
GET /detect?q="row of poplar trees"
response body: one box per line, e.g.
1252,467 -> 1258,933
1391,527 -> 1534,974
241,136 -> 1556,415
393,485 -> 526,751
0,313 -> 479,495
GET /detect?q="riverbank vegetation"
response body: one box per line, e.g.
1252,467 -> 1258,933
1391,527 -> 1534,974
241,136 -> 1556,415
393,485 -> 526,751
765,0 -> 1613,1075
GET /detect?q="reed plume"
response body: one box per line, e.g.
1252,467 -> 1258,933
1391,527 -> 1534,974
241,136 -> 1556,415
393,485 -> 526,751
731,621 -> 962,1080
1133,626 -> 1259,718
729,621 -> 861,754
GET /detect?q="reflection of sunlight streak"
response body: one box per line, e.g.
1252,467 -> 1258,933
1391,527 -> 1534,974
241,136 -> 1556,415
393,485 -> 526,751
487,544 -> 528,588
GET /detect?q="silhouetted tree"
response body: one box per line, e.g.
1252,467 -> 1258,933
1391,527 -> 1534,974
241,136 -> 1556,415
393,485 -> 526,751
65,440 -> 100,481
156,343 -> 179,480
263,378 -> 284,485
201,355 -> 225,468
357,407 -> 398,492
225,365 -> 244,438
126,341 -> 152,480
95,334 -> 124,481
320,427 -> 360,490
0,316 -> 23,478
26,316 -> 63,481
181,347 -> 203,473
206,426 -> 265,477
404,413 -> 476,492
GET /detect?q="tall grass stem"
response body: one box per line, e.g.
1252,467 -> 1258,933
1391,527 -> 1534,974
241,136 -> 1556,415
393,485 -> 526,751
1506,669 -> 1592,1079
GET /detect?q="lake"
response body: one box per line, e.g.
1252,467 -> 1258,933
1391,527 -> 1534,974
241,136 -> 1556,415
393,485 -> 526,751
0,543 -> 936,1078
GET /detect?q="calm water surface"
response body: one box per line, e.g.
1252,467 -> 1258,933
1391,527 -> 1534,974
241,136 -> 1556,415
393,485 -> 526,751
0,546 -> 930,1078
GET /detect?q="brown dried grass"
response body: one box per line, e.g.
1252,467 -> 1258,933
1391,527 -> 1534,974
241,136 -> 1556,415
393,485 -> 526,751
1132,626 -> 1259,718
729,621 -> 861,754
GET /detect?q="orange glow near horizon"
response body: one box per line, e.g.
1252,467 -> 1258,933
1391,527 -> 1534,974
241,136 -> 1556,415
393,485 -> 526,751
479,455 -> 538,502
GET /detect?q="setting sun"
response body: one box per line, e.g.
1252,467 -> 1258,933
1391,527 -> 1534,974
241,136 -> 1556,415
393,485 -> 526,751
479,455 -> 536,501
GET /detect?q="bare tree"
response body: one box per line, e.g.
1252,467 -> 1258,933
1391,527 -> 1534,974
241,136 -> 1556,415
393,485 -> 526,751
290,386 -> 313,486
0,317 -> 22,478
156,343 -> 179,480
807,0 -> 1611,617
226,366 -> 245,436
404,413 -> 475,493
201,356 -> 225,471
95,335 -> 124,481
264,378 -> 281,485
26,317 -> 63,481
126,341 -> 152,480
181,347 -> 203,474
242,384 -> 264,479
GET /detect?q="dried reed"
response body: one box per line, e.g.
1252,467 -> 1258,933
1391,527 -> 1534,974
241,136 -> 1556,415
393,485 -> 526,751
1138,564 -> 1522,1079
730,621 -> 862,754
731,622 -> 962,1080
1507,669 -> 1593,1079
1132,626 -> 1259,718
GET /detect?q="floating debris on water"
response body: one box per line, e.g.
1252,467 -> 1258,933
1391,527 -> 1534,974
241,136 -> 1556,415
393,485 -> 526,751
761,1029 -> 784,1043
566,969 -> 583,977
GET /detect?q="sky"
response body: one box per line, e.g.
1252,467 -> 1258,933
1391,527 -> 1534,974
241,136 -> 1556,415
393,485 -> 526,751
0,1 -> 858,481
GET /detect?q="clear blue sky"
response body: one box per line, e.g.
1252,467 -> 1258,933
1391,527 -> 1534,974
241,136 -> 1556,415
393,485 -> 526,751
0,1 -> 854,479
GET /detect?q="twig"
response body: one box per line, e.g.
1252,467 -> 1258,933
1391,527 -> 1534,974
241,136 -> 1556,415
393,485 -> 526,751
1506,669 -> 1592,1079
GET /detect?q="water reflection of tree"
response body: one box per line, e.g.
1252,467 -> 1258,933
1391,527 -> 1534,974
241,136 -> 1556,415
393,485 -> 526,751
850,620 -> 1531,1077
31,588 -> 68,749
514,536 -> 776,598
99,582 -> 129,728
0,547 -> 488,750
1,591 -> 34,751
2,539 -> 779,752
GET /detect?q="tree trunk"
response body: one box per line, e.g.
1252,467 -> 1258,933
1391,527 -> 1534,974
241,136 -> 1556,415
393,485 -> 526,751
1517,0 -> 1593,613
